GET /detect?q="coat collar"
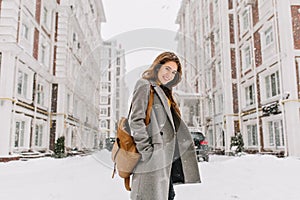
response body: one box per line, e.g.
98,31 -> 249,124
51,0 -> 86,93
149,80 -> 175,131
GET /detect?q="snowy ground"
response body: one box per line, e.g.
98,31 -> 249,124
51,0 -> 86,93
0,150 -> 300,200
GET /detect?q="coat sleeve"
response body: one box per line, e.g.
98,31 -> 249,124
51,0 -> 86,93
129,79 -> 153,162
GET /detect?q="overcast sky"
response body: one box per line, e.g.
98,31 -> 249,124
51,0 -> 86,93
101,0 -> 182,72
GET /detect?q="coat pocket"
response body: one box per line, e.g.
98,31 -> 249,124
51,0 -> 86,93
151,131 -> 163,144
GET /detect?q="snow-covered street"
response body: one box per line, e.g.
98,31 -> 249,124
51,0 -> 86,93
0,150 -> 300,200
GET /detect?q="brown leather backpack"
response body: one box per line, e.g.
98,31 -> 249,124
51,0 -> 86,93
111,85 -> 154,191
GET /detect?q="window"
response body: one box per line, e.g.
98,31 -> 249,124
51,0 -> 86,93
43,7 -> 48,24
74,100 -> 78,116
39,38 -> 49,66
116,89 -> 120,98
101,83 -> 108,92
100,120 -> 107,128
205,42 -> 210,61
215,30 -> 220,47
101,83 -> 109,92
205,16 -> 209,33
214,0 -> 219,10
116,111 -> 119,121
247,124 -> 258,146
116,99 -> 120,108
34,124 -> 43,147
265,71 -> 280,98
90,3 -> 94,14
71,130 -> 77,148
268,120 -> 284,147
217,62 -> 221,73
37,83 -> 45,106
40,44 -> 46,64
23,0 -> 36,16
207,99 -> 213,116
17,70 -> 28,98
20,19 -> 33,54
207,129 -> 214,146
21,24 -> 29,40
67,94 -> 71,112
15,121 -> 25,147
242,46 -> 251,70
242,9 -> 250,32
101,71 -> 108,81
215,126 -> 224,147
116,57 -> 120,65
100,96 -> 108,104
245,84 -> 255,106
100,108 -> 108,116
41,4 -> 53,30
264,26 -> 274,46
206,70 -> 212,88
73,32 -> 77,42
42,6 -> 50,29
216,94 -> 223,114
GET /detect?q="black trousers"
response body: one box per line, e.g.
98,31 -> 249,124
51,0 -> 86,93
168,138 -> 184,200
168,178 -> 175,200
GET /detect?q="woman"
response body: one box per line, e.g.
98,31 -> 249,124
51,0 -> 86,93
129,52 -> 201,200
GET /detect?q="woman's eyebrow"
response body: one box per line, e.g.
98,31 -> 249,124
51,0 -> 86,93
165,66 -> 177,73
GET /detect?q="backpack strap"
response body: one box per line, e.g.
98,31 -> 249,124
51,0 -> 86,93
127,84 -> 155,124
145,86 -> 154,125
124,177 -> 131,191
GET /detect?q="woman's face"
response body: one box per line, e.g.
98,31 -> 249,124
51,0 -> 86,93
157,61 -> 178,85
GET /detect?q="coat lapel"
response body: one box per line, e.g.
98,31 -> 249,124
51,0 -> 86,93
150,80 -> 175,131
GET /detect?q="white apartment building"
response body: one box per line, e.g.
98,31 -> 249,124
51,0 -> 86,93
0,0 -> 106,161
100,40 -> 128,141
176,0 -> 300,157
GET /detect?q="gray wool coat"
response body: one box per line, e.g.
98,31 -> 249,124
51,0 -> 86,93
129,78 -> 201,200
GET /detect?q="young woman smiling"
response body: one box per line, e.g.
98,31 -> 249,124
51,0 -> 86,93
129,52 -> 201,200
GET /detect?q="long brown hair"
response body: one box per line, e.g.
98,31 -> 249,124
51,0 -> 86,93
142,52 -> 182,116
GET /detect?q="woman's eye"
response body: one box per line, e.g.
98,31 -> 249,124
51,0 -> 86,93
164,66 -> 177,75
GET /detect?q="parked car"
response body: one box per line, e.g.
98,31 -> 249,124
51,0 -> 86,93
190,130 -> 209,162
105,137 -> 115,151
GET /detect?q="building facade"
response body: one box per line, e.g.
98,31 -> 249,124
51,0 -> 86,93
0,0 -> 106,161
100,40 -> 128,142
176,0 -> 300,157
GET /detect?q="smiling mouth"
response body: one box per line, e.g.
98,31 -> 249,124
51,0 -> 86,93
163,76 -> 170,82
